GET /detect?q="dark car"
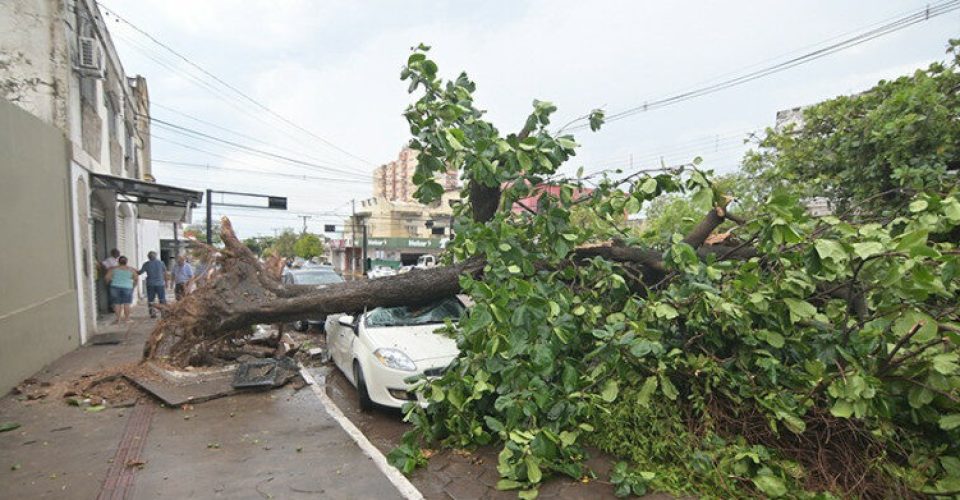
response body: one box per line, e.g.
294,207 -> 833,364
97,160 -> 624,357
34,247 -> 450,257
282,269 -> 344,331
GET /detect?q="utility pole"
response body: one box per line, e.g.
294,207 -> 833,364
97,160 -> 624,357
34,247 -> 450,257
351,199 -> 357,277
206,188 -> 213,245
361,220 -> 368,275
298,215 -> 311,234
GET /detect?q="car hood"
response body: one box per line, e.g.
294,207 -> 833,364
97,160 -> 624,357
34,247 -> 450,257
363,324 -> 459,362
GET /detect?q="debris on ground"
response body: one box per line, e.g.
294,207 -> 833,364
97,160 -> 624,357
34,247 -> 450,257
232,357 -> 299,389
0,422 -> 21,433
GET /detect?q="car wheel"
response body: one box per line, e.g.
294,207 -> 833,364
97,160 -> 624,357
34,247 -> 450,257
293,320 -> 309,332
353,362 -> 374,412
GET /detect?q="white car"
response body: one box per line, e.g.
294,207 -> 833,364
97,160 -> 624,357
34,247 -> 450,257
367,266 -> 397,279
324,297 -> 464,410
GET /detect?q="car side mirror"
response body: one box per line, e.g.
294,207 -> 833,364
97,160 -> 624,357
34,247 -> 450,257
338,315 -> 354,327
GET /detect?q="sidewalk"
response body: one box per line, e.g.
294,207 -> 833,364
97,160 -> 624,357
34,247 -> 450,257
0,305 -> 407,499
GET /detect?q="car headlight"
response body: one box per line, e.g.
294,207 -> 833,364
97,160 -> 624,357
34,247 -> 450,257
373,348 -> 417,372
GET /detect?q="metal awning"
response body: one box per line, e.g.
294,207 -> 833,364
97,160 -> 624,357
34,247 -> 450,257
91,173 -> 204,223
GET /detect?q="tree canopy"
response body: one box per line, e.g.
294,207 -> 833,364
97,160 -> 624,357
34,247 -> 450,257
386,44 -> 960,499
743,40 -> 960,218
293,233 -> 324,260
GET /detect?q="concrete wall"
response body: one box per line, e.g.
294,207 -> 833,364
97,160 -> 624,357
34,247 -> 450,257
0,0 -> 71,132
0,98 -> 81,394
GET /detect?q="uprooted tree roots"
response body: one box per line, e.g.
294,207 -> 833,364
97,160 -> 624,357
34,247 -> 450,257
706,397 -> 917,499
143,218 -> 483,367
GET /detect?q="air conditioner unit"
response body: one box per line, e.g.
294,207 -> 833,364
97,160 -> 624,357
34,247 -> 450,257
77,36 -> 103,75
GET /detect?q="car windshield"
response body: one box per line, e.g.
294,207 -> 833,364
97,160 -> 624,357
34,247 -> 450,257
365,297 -> 464,328
293,271 -> 343,285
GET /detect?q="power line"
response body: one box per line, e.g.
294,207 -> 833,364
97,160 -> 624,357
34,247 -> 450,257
150,102 -> 345,166
99,3 -> 374,167
150,134 -> 372,188
153,159 -> 366,184
146,115 -> 369,179
566,1 -> 960,130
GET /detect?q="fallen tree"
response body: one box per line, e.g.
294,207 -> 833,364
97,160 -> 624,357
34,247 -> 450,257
146,44 -> 960,498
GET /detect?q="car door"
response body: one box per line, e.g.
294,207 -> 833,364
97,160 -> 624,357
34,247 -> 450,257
328,313 -> 358,381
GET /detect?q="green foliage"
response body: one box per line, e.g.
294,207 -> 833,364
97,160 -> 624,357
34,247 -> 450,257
744,39 -> 960,217
391,46 -> 960,498
265,229 -> 298,258
243,236 -> 274,256
293,233 -> 324,259
640,172 -> 763,246
609,462 -> 656,497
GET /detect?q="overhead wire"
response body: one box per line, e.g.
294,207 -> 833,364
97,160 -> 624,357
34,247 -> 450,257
146,116 -> 369,179
152,159 -> 366,184
565,1 -> 960,131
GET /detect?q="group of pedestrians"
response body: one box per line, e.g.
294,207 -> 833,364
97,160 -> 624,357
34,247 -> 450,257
100,249 -> 195,323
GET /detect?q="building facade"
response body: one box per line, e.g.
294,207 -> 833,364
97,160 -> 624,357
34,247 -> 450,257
372,147 -> 458,202
0,0 -> 200,394
330,148 -> 459,275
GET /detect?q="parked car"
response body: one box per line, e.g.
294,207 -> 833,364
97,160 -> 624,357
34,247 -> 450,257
415,254 -> 436,269
324,297 -> 465,410
282,269 -> 344,331
367,266 -> 397,279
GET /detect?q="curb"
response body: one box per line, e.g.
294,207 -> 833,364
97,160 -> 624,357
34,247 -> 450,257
298,365 -> 424,500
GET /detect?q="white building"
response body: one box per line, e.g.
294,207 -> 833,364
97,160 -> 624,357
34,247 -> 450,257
0,0 -> 201,393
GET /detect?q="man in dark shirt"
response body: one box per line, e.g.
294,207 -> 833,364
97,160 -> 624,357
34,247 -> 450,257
139,251 -> 167,318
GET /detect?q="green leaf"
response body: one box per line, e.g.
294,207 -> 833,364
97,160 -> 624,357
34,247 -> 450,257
601,379 -> 619,403
852,241 -> 883,260
752,475 -> 787,498
548,301 -> 560,317
830,400 -> 853,418
943,198 -> 960,222
0,422 -> 20,433
814,239 -> 847,262
780,413 -> 806,434
507,265 -> 521,274
497,479 -> 523,491
85,405 -> 106,413
640,178 -> 657,194
763,331 -> 785,348
654,303 -> 679,320
525,455 -> 542,483
559,430 -> 578,447
939,414 -> 960,431
909,199 -> 928,213
518,489 -> 539,500
659,374 -> 678,401
637,376 -> 658,407
896,229 -> 928,252
932,353 -> 959,375
783,298 -> 816,323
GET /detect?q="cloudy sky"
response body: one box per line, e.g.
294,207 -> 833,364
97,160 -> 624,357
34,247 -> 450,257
100,0 -> 960,238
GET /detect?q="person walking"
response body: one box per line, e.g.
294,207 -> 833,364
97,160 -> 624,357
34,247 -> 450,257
99,248 -> 121,314
172,255 -> 194,301
138,251 -> 167,318
105,256 -> 138,324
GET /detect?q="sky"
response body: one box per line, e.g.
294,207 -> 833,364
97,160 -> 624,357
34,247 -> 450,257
98,0 -> 960,238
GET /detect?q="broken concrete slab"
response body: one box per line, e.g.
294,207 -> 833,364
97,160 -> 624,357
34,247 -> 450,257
125,362 -> 241,406
232,357 -> 298,389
